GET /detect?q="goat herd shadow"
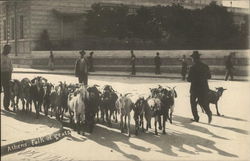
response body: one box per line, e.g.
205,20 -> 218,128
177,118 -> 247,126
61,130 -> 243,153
61,115 -> 249,160
2,109 -> 249,160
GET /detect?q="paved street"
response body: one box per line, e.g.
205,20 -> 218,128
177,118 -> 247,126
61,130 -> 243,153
2,73 -> 250,161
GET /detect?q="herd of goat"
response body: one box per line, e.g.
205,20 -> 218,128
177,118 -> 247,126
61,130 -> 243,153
8,76 -> 226,136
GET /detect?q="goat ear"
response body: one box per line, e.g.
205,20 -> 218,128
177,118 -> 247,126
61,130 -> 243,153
224,88 -> 227,90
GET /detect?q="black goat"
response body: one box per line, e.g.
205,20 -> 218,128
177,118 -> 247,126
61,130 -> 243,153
199,87 -> 227,116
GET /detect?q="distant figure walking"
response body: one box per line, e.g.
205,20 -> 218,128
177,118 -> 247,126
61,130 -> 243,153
48,50 -> 55,70
75,50 -> 88,85
87,51 -> 94,72
130,50 -> 136,75
181,55 -> 188,80
1,44 -> 13,111
187,51 -> 212,124
225,52 -> 235,81
154,52 -> 161,74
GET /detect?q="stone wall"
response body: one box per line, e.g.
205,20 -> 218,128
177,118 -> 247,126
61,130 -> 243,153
10,50 -> 250,76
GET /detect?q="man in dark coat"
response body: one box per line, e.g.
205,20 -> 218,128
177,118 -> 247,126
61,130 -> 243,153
187,51 -> 212,123
75,50 -> 88,85
154,52 -> 161,74
225,52 -> 235,81
130,50 -> 136,75
1,44 -> 13,111
87,51 -> 94,72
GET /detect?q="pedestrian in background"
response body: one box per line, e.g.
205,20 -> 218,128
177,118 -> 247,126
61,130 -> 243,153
1,44 -> 13,111
48,50 -> 55,70
130,50 -> 136,75
187,51 -> 212,124
181,54 -> 188,80
75,50 -> 88,85
154,52 -> 161,74
225,52 -> 235,81
87,51 -> 94,72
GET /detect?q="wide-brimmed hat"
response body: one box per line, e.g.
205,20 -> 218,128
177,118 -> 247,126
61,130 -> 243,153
190,51 -> 201,59
79,50 -> 86,55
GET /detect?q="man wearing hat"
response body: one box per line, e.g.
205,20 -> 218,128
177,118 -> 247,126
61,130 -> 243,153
187,51 -> 212,123
75,50 -> 88,85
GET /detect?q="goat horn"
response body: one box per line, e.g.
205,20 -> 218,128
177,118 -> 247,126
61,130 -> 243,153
124,93 -> 132,97
166,86 -> 171,89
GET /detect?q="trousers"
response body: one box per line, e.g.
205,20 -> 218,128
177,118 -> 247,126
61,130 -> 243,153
1,72 -> 12,109
78,74 -> 88,85
190,91 -> 212,121
225,69 -> 234,81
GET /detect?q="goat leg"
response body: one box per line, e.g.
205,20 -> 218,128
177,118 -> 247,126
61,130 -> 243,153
158,115 -> 162,130
120,115 -> 123,133
115,111 -> 118,123
155,116 -> 158,135
215,103 -> 221,116
140,114 -> 144,132
16,97 -> 20,111
22,99 -> 25,111
134,114 -> 139,135
163,115 -> 166,134
128,114 -> 131,137
124,116 -> 127,130
169,108 -> 173,124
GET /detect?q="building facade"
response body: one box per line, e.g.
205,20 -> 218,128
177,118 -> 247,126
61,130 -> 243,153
0,0 -> 249,55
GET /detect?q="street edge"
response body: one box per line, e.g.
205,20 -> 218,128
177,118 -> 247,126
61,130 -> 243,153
13,71 -> 250,81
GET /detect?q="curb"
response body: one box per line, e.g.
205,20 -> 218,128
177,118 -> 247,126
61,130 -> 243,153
1,128 -> 71,156
13,71 -> 249,81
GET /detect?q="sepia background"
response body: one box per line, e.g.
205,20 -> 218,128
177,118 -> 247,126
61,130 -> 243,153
1,0 -> 250,160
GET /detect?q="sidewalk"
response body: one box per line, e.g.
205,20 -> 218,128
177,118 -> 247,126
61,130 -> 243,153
13,68 -> 250,81
0,104 -> 70,156
1,108 -> 62,146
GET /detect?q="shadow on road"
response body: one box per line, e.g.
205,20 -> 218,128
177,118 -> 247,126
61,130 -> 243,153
1,109 -> 60,128
84,121 -> 238,159
60,114 -> 239,159
86,125 -> 146,161
199,122 -> 249,135
139,129 -> 238,158
218,114 -> 249,122
173,115 -> 229,140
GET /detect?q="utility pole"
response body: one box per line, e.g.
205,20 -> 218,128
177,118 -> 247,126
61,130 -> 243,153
14,1 -> 18,56
6,1 -> 9,44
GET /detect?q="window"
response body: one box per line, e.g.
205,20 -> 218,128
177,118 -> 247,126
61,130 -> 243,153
11,17 -> 15,40
19,16 -> 24,39
3,20 -> 7,40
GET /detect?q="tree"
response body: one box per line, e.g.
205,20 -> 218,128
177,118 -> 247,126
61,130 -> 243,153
84,2 -> 244,49
85,3 -> 129,39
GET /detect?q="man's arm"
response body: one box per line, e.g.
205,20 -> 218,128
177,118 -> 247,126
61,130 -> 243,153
74,59 -> 79,77
207,65 -> 211,79
187,66 -> 193,82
